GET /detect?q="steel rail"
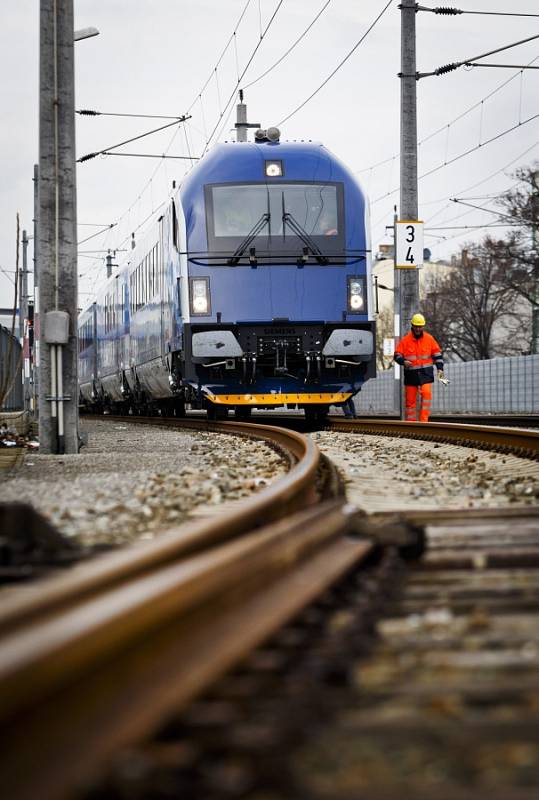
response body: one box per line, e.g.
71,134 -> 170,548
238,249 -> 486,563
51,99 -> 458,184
0,417 -> 383,799
0,499 -> 374,800
329,418 -> 539,459
0,418 -> 323,636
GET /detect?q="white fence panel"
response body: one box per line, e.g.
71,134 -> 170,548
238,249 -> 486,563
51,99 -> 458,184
354,355 -> 539,415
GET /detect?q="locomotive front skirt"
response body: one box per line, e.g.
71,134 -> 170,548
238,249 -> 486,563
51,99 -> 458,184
79,134 -> 375,418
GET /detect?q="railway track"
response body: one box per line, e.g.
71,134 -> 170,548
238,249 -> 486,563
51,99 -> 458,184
85,507 -> 539,800
328,418 -> 539,460
0,418 -> 538,799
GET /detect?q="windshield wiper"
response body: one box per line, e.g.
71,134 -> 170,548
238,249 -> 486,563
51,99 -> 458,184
281,195 -> 329,265
227,213 -> 270,266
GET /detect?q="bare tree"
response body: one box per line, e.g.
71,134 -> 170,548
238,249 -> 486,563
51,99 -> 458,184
421,240 -> 523,361
496,164 -> 539,352
420,268 -> 455,356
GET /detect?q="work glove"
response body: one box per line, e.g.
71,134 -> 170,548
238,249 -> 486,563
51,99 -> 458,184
437,371 -> 450,386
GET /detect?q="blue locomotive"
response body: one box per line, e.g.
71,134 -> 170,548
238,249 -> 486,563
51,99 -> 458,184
78,128 -> 375,420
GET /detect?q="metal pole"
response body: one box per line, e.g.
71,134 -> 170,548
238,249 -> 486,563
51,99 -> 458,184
399,0 -> 420,419
38,0 -> 79,453
21,230 -> 30,412
33,164 -> 39,415
19,235 -> 25,344
393,207 -> 402,418
399,0 -> 420,330
236,89 -> 248,142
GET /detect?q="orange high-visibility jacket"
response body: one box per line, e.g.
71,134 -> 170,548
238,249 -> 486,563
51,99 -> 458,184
394,331 -> 443,386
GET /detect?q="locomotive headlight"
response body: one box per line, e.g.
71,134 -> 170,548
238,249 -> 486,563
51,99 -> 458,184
190,277 -> 211,316
347,277 -> 365,314
265,160 -> 283,177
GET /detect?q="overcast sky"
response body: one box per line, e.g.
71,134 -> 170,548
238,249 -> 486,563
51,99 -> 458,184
1,0 -> 538,311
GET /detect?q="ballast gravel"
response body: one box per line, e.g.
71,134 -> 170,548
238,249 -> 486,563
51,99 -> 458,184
0,420 -> 287,547
311,430 -> 539,513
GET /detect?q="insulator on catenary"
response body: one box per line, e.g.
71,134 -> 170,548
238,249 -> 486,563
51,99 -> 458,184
77,109 -> 99,116
433,6 -> 463,14
435,62 -> 459,75
77,152 -> 99,163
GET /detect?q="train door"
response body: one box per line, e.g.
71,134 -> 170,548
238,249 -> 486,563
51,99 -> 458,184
159,213 -> 167,358
114,275 -> 121,376
172,198 -> 185,346
160,199 -> 182,359
91,302 -> 97,385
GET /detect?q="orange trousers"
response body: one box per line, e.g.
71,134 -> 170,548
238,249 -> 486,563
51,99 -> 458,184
404,383 -> 432,422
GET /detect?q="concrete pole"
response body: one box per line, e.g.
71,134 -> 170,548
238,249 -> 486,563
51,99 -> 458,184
33,164 -> 39,414
399,0 -> 420,333
38,0 -> 79,453
392,207 -> 402,418
398,0 -> 420,418
532,184 -> 539,354
21,230 -> 30,411
19,233 -> 26,343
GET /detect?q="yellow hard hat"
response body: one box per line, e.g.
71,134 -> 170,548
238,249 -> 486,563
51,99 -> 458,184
411,313 -> 426,326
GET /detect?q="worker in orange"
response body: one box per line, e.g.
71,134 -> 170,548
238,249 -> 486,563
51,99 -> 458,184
394,313 -> 444,422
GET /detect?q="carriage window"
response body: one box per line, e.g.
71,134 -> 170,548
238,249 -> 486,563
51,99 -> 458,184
208,183 -> 341,241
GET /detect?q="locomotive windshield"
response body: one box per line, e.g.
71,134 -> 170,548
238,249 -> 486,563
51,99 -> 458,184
204,182 -> 345,262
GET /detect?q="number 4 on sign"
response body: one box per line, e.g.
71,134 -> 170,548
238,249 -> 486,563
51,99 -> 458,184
395,221 -> 424,269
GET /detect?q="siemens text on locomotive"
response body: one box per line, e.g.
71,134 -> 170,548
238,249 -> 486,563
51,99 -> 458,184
78,127 -> 376,421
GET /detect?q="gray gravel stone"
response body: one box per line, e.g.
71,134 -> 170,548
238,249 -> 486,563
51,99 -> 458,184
311,431 -> 539,514
0,420 -> 287,547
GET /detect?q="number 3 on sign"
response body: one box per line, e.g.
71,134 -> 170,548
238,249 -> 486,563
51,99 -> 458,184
395,221 -> 424,269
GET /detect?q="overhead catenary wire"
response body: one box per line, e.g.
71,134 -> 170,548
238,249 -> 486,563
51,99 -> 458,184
277,0 -> 394,127
78,0 -> 258,290
77,116 -> 191,162
449,198 -> 519,222
423,177 -> 524,225
77,224 -> 116,246
0,266 -> 15,285
421,140 -> 539,209
77,222 -> 115,227
185,0 -> 255,114
427,223 -> 523,229
417,5 -> 539,18
357,54 -> 539,176
242,0 -> 332,90
465,63 -> 539,70
81,0 -> 284,286
77,110 -> 188,120
373,110 -> 539,203
106,0 -> 284,248
416,34 -> 539,79
371,143 -> 538,253
101,153 -> 199,160
201,0 -> 286,155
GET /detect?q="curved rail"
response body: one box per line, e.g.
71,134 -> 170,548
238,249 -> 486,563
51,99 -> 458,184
0,507 -> 376,800
0,418 -> 322,636
329,418 -> 539,460
0,417 -> 400,800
